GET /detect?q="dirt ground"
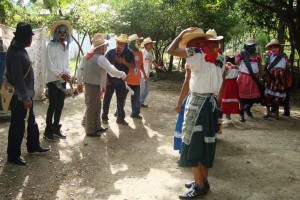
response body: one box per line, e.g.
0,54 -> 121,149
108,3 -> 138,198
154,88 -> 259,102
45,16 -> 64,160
0,72 -> 300,200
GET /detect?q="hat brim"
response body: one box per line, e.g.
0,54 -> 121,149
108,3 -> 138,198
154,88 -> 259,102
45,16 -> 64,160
179,33 -> 212,48
50,20 -> 72,37
142,41 -> 156,46
115,37 -> 130,44
90,40 -> 109,52
265,42 -> 281,49
208,36 -> 223,41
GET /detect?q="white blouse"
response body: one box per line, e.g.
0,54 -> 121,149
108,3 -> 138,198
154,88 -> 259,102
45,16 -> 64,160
186,48 -> 225,95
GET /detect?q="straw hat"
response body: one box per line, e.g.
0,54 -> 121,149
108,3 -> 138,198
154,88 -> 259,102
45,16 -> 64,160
128,34 -> 143,42
142,37 -> 156,46
206,29 -> 223,40
115,34 -> 130,43
179,28 -> 212,48
50,20 -> 72,37
245,37 -> 256,45
224,49 -> 235,57
265,39 -> 281,49
90,33 -> 108,52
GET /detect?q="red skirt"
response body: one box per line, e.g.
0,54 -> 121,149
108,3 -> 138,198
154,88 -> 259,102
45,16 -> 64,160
237,73 -> 261,99
222,78 -> 240,114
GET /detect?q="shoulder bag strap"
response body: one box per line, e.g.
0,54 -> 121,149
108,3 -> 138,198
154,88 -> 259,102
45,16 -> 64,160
267,53 -> 284,71
241,51 -> 261,85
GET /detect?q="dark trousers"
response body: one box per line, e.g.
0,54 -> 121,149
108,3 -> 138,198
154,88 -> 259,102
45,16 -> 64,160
128,84 -> 141,116
102,78 -> 128,121
46,82 -> 66,128
7,96 -> 40,160
283,87 -> 290,114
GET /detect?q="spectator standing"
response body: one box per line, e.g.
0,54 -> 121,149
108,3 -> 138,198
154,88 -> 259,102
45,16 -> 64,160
101,34 -> 135,125
127,34 -> 147,119
6,22 -> 50,166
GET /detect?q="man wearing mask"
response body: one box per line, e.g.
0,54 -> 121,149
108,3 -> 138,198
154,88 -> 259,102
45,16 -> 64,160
44,20 -> 72,141
6,22 -> 50,166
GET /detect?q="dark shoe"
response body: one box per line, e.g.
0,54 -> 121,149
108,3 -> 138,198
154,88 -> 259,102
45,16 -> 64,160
141,104 -> 148,108
86,132 -> 102,137
97,127 -> 108,133
179,185 -> 207,199
114,111 -> 118,117
116,119 -> 129,125
185,180 -> 210,190
28,146 -> 50,154
282,112 -> 290,117
44,133 -> 58,141
245,108 -> 253,118
53,124 -> 66,139
130,114 -> 142,119
239,111 -> 245,122
263,114 -> 271,119
7,157 -> 27,166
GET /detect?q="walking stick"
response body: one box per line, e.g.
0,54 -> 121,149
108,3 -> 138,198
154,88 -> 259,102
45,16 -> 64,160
24,108 -> 30,138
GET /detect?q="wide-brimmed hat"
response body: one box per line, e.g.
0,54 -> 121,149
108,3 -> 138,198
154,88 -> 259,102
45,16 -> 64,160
224,49 -> 235,57
115,34 -> 130,43
179,28 -> 212,48
265,39 -> 281,49
90,33 -> 109,52
13,22 -> 35,38
245,37 -> 256,45
50,20 -> 72,37
206,29 -> 223,40
128,34 -> 143,42
142,37 -> 156,46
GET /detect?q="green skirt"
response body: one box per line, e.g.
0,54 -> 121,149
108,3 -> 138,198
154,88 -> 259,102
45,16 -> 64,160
179,94 -> 219,168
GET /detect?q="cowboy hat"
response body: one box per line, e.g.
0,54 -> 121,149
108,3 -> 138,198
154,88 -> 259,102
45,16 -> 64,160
128,34 -> 143,42
224,49 -> 235,57
206,29 -> 223,40
179,28 -> 212,48
50,20 -> 72,37
13,22 -> 35,38
115,34 -> 130,43
142,37 -> 156,46
90,33 -> 109,52
245,37 -> 256,45
265,39 -> 281,49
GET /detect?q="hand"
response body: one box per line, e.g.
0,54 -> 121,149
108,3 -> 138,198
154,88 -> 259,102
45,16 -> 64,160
180,27 -> 197,36
61,73 -> 71,81
144,76 -> 148,81
23,99 -> 32,109
77,84 -> 83,93
116,55 -> 126,64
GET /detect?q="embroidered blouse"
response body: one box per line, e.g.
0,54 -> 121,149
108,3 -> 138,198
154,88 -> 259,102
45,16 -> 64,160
185,47 -> 225,94
265,51 -> 290,70
236,53 -> 262,74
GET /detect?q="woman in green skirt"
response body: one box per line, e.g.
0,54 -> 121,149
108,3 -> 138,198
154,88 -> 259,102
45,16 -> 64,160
167,27 -> 225,199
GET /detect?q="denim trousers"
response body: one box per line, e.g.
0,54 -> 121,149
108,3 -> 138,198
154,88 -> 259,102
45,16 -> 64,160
140,78 -> 149,105
128,84 -> 141,116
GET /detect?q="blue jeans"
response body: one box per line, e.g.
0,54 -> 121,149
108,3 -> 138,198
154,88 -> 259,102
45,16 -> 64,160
7,96 -> 40,160
128,84 -> 140,116
140,77 -> 149,105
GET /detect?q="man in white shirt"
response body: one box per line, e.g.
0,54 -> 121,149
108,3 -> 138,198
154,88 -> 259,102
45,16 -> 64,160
76,33 -> 127,137
140,37 -> 160,107
44,20 -> 72,141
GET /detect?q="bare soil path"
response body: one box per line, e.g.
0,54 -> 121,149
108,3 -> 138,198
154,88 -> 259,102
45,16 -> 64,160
0,72 -> 300,200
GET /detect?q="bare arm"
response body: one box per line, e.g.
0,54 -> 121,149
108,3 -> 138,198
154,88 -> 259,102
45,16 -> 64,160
176,66 -> 191,112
